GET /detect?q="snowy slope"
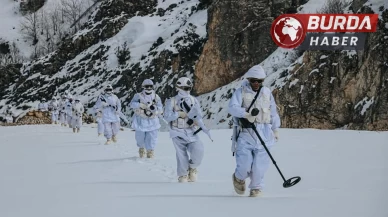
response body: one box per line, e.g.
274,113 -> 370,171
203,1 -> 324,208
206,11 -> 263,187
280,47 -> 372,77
0,0 -> 208,121
0,125 -> 387,217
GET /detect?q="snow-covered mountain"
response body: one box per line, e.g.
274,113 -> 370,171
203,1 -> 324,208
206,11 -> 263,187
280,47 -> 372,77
1,0 -> 209,122
0,0 -> 387,130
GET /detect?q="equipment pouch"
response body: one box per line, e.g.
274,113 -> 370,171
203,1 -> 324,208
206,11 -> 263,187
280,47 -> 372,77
177,118 -> 185,128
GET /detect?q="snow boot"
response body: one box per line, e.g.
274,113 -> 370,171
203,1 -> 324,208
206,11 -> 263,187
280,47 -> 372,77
139,148 -> 146,158
105,139 -> 112,145
98,133 -> 102,137
233,173 -> 246,195
146,150 -> 154,159
112,135 -> 117,143
178,175 -> 188,183
73,128 -> 76,133
77,128 -> 80,133
188,167 -> 197,182
249,189 -> 261,197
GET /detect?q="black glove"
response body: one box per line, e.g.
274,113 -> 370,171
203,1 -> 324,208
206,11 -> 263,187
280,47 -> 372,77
251,108 -> 259,116
145,110 -> 153,117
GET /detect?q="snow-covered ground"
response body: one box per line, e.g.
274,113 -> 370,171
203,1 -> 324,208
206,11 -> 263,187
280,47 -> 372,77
0,125 -> 387,217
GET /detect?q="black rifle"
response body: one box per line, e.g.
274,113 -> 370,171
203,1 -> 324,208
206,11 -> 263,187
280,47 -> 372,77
180,99 -> 203,135
138,99 -> 156,117
100,95 -> 116,110
181,99 -> 194,125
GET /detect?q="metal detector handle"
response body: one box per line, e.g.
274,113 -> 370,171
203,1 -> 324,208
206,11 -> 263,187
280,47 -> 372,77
246,86 -> 262,112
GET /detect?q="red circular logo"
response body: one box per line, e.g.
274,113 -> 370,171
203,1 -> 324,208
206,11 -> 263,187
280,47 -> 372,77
270,15 -> 306,49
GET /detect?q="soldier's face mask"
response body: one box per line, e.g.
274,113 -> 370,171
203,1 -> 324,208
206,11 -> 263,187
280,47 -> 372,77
105,88 -> 113,95
179,86 -> 191,91
143,85 -> 154,94
143,85 -> 153,90
248,78 -> 263,91
177,87 -> 191,97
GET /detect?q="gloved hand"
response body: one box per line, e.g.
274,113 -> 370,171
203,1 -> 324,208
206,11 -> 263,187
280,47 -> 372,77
273,129 -> 279,141
202,127 -> 213,142
139,103 -> 148,109
178,111 -> 187,118
244,112 -> 256,123
187,104 -> 201,120
202,127 -> 210,134
244,108 -> 259,123
102,102 -> 109,107
250,108 -> 259,116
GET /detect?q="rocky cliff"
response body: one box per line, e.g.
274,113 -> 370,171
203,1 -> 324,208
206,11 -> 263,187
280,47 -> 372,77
273,3 -> 388,130
194,0 -> 303,95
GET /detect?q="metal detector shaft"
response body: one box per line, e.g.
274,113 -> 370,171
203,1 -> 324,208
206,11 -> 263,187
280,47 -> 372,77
249,122 -> 287,182
239,119 -> 301,188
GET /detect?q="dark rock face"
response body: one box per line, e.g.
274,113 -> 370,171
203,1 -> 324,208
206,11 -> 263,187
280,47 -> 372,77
20,0 -> 46,15
273,6 -> 388,130
194,0 -> 299,95
0,64 -> 22,104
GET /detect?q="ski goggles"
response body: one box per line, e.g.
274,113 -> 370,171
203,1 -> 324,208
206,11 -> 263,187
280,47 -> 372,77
179,86 -> 192,91
248,79 -> 264,84
105,88 -> 113,92
143,85 -> 153,89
